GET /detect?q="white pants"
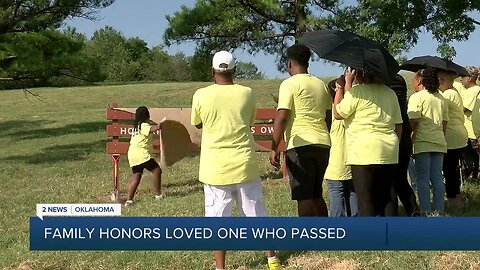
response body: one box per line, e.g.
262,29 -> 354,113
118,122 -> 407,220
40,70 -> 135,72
204,178 -> 269,217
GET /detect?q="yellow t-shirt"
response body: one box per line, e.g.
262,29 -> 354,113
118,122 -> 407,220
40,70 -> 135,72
461,85 -> 480,139
127,123 -> 152,167
471,93 -> 480,139
408,90 -> 448,154
336,84 -> 402,165
277,74 -> 331,150
453,81 -> 466,95
324,111 -> 351,180
191,84 -> 259,186
441,88 -> 468,149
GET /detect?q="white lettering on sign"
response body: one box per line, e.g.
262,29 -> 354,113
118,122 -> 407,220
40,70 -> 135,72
120,127 -> 135,135
251,126 -> 274,134
118,127 -> 159,135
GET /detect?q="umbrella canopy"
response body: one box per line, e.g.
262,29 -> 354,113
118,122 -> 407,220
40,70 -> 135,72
300,29 -> 399,84
400,55 -> 469,77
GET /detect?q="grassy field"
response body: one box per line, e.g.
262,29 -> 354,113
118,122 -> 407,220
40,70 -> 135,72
1,79 -> 480,270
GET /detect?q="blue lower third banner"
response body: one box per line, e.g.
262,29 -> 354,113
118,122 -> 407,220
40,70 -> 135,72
30,217 -> 480,250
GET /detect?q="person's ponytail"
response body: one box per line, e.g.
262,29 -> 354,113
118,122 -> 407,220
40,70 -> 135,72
133,106 -> 150,133
416,68 -> 439,93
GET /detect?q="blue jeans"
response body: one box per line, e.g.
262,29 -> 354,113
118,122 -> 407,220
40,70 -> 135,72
408,157 -> 417,193
326,180 -> 359,217
413,152 -> 445,214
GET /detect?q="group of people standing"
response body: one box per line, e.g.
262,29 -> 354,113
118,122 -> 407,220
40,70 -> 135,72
271,45 -> 480,218
191,45 -> 480,269
124,43 -> 479,270
269,44 -> 407,218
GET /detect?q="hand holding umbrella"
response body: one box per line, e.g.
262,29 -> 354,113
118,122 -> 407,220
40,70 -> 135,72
343,68 -> 356,92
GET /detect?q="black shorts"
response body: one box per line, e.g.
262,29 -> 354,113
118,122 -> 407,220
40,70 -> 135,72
131,158 -> 160,174
286,144 -> 330,200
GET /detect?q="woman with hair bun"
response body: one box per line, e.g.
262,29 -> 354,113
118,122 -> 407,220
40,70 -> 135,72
333,69 -> 403,216
408,68 -> 448,214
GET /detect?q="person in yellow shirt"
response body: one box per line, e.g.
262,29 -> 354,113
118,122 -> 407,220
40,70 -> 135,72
191,51 -> 281,270
408,68 -> 448,214
453,81 -> 466,94
270,44 -> 331,217
460,66 -> 480,180
325,76 -> 358,217
438,71 -> 468,208
471,71 -> 480,147
125,106 -> 162,206
333,69 -> 402,217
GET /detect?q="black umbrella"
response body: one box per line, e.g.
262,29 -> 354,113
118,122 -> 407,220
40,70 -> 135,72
400,55 -> 469,77
300,29 -> 399,84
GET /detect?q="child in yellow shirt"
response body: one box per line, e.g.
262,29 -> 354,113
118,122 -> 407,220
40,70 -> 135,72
125,106 -> 162,206
325,76 -> 358,217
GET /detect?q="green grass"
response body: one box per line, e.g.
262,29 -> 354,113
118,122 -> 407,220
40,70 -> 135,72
1,79 -> 480,270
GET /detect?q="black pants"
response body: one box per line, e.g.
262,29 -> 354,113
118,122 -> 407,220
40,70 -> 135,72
351,164 -> 395,216
286,145 -> 330,200
387,139 -> 418,216
462,139 -> 479,179
443,148 -> 462,198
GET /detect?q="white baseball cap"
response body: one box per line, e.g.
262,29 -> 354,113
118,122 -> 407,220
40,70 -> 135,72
212,51 -> 236,72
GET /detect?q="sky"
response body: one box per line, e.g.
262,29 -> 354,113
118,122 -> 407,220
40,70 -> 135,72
66,0 -> 480,79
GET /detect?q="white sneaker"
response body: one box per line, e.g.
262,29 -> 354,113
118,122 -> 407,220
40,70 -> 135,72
155,194 -> 164,200
124,200 -> 134,207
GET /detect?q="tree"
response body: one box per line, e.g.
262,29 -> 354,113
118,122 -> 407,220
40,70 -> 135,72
84,26 -> 149,82
235,61 -> 265,80
164,0 -> 479,69
188,48 -> 212,82
169,52 -> 192,82
83,27 -> 193,83
0,0 -> 115,88
139,46 -> 171,81
139,46 -> 187,82
86,26 -> 126,65
48,27 -> 105,86
0,0 -> 115,35
1,28 -> 104,88
125,37 -> 149,60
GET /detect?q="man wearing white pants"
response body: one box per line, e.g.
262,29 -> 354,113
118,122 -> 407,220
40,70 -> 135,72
204,178 -> 268,217
191,50 -> 281,270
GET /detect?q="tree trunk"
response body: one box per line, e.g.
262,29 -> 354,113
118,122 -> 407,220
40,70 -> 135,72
294,0 -> 307,42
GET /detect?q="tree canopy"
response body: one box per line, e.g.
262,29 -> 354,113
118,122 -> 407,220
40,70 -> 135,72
0,0 -> 115,86
0,0 -> 114,34
235,61 -> 266,80
164,0 -> 480,69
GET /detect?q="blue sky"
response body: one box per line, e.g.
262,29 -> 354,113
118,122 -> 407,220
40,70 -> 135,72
66,0 -> 480,79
